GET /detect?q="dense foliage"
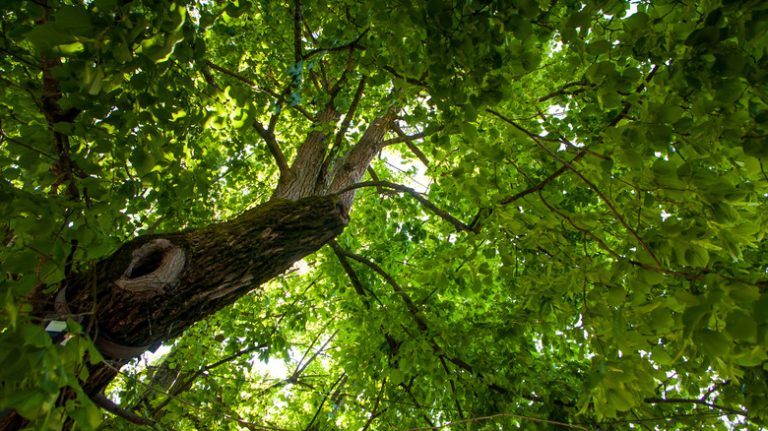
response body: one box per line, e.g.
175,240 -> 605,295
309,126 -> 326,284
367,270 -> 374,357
2,0 -> 768,429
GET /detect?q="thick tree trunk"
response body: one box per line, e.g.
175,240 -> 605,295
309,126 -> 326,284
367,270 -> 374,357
0,196 -> 347,430
69,196 -> 346,351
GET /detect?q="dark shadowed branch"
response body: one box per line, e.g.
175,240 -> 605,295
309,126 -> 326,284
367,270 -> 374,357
392,124 -> 430,166
302,28 -> 369,60
335,181 -> 474,232
204,60 -> 316,121
253,124 -> 291,176
293,0 -> 303,62
645,397 -> 749,419
608,64 -> 660,127
360,378 -> 388,431
92,394 -> 156,427
333,247 -> 428,332
488,108 -> 660,266
329,240 -> 374,307
500,151 -> 586,205
404,412 -> 588,430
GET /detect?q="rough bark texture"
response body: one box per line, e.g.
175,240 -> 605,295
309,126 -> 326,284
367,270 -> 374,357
2,10 -> 398,423
273,106 -> 340,200
0,196 -> 347,430
74,196 -> 346,357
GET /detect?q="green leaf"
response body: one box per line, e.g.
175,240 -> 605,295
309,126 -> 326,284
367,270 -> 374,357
623,12 -> 650,32
586,40 -> 611,56
695,329 -> 731,356
54,6 -> 93,36
726,310 -> 757,342
24,24 -> 75,50
2,389 -> 51,419
69,399 -> 103,430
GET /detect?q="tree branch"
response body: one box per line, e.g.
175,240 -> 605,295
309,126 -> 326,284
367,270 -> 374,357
318,76 -> 367,186
467,150 -> 588,231
608,64 -> 660,127
293,0 -> 303,62
335,181 -> 474,232
333,247 -> 428,332
204,60 -> 316,121
537,80 -> 588,103
334,76 -> 367,149
329,240 -> 374,307
645,397 -> 749,418
391,124 -> 430,166
302,28 -> 369,60
399,384 -> 436,428
253,123 -> 291,176
487,108 -> 661,266
382,127 -> 438,146
328,47 -> 358,100
439,356 -> 464,419
361,378 -> 387,431
500,152 -> 586,205
108,364 -> 289,431
291,330 -> 337,382
0,130 -> 58,161
333,247 -> 476,382
404,412 -> 588,430
382,66 -> 428,87
302,373 -> 346,431
538,192 -> 624,261
328,109 -> 397,207
365,167 -> 385,194
91,394 -> 156,427
274,106 -> 340,200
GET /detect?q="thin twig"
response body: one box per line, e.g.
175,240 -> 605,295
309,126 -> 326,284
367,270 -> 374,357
102,362 -> 291,431
382,66 -> 429,87
538,192 -> 623,260
302,28 -> 369,60
608,64 -> 660,127
0,132 -> 58,161
334,247 -> 428,332
537,80 -> 588,103
439,356 -> 464,420
488,109 -> 661,266
404,412 -> 588,430
500,152 -> 585,205
645,397 -> 749,418
204,60 -> 315,120
335,181 -> 473,232
360,378 -> 387,431
383,126 -> 442,146
302,373 -> 346,431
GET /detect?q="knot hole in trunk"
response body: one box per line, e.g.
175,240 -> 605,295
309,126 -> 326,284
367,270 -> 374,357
114,239 -> 186,296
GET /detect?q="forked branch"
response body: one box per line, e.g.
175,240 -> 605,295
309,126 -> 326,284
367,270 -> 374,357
204,60 -> 315,121
487,108 -> 660,266
302,28 -> 369,60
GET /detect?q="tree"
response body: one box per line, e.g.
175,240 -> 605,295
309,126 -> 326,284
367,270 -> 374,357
1,0 -> 767,429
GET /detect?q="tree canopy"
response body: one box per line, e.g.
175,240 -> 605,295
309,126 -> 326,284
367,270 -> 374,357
2,0 -> 768,429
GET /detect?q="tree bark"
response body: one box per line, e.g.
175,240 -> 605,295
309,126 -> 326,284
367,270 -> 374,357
0,196 -> 348,430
